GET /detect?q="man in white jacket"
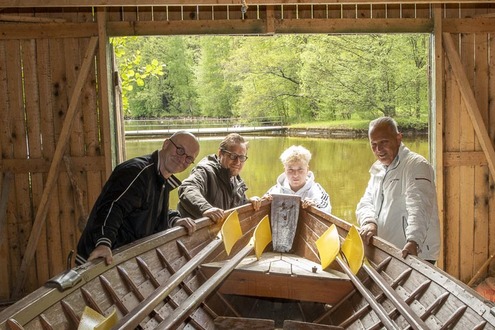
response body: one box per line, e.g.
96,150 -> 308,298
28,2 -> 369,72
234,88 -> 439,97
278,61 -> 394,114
356,117 -> 440,263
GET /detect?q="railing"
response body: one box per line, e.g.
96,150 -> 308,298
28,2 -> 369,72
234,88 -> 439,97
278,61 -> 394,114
124,116 -> 285,131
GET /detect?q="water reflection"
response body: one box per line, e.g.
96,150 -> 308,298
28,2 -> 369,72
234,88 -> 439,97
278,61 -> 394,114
125,136 -> 428,224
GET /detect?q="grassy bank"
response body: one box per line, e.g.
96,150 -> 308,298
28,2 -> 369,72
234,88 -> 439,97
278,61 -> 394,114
289,118 -> 428,132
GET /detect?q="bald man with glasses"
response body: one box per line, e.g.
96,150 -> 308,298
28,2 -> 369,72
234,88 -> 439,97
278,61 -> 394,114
76,131 -> 200,266
178,133 -> 254,222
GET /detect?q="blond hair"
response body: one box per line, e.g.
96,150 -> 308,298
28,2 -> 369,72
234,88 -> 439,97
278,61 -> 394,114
280,145 -> 311,167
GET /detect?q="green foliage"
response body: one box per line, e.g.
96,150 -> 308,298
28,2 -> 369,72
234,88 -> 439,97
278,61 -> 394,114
195,36 -> 238,117
114,34 -> 430,124
299,34 -> 429,121
112,37 -> 165,116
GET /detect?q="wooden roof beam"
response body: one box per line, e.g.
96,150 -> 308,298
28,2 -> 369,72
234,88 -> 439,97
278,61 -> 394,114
0,0 -> 492,8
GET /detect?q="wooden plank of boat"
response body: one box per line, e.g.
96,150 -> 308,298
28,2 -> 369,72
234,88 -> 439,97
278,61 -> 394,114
201,252 -> 353,305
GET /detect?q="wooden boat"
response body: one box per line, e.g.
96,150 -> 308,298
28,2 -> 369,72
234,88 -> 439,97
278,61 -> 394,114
1,196 -> 495,330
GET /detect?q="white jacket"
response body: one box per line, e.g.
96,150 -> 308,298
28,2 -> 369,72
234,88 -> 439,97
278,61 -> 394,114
356,144 -> 440,261
267,171 -> 331,214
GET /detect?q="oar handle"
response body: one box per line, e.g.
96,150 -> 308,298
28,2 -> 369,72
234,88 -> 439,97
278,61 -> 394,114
336,256 -> 400,330
363,263 -> 428,330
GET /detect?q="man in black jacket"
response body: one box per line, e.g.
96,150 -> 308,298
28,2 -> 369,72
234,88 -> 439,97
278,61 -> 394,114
76,131 -> 200,265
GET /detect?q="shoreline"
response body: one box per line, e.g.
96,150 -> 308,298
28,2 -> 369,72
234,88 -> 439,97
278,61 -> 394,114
125,127 -> 429,140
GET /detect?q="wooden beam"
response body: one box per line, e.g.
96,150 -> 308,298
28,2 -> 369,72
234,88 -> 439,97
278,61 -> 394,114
443,18 -> 495,33
0,0 -> 491,8
0,14 -> 66,23
275,18 -> 432,33
12,37 -> 99,298
0,18 -> 432,40
444,151 -> 487,167
0,23 -> 98,39
97,8 -> 115,176
443,32 -> 495,181
432,4 -> 444,270
107,18 -> 432,36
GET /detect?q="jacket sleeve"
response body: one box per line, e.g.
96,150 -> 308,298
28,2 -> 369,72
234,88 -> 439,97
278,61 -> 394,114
178,166 -> 213,219
310,183 -> 332,214
355,176 -> 377,227
167,209 -> 181,227
404,160 -> 436,246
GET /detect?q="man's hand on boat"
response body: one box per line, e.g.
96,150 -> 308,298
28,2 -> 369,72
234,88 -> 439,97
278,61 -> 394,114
88,245 -> 113,265
251,194 -> 315,210
203,207 -> 225,223
249,196 -> 263,211
358,222 -> 377,245
174,217 -> 197,235
301,198 -> 315,209
401,240 -> 419,258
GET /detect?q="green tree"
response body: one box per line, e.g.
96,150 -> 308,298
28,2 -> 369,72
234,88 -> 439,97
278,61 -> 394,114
156,36 -> 199,116
112,37 -> 165,117
299,34 -> 429,120
116,34 -> 429,123
195,36 -> 238,118
225,35 -> 313,123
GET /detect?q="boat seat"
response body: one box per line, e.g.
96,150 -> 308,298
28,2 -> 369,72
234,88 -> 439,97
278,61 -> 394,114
201,252 -> 353,305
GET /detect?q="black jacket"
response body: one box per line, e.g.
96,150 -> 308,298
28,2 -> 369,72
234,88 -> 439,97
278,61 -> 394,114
76,151 -> 180,264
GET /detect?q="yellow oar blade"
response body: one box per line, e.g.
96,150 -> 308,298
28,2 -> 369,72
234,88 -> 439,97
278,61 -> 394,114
253,215 -> 272,259
341,225 -> 364,275
221,210 -> 243,256
78,307 -> 117,330
315,224 -> 340,269
95,308 -> 117,330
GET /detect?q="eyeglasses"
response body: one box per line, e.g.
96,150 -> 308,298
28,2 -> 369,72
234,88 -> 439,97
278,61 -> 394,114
221,149 -> 248,163
169,139 -> 195,165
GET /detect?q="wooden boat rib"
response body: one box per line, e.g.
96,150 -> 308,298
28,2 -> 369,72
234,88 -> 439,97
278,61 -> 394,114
1,201 -> 495,329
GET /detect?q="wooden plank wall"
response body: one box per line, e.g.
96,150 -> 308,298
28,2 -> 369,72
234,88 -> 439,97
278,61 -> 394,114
1,2 -> 495,302
442,3 -> 495,283
0,8 -> 108,301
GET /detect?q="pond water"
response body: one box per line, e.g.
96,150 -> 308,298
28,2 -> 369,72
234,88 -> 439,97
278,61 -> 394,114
125,136 -> 428,224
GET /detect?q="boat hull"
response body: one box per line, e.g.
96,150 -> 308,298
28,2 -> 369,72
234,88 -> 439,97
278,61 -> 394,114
1,201 -> 494,329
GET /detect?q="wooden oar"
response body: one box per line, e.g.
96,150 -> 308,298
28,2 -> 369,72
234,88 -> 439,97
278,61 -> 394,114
156,213 -> 272,329
113,210 -> 252,329
316,224 -> 399,330
362,262 -> 428,330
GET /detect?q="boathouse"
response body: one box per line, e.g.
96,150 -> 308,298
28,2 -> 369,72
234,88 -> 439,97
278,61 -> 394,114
0,0 -> 494,303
